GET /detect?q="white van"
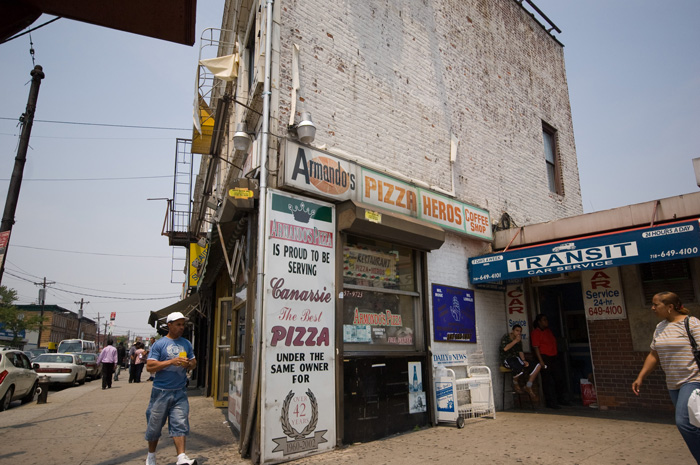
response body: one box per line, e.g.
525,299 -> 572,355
57,339 -> 96,354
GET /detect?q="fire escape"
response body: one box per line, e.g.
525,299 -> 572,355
162,138 -> 194,283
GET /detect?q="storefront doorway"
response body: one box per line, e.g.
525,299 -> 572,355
535,282 -> 592,403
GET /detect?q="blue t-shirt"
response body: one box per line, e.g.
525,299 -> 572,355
148,336 -> 195,390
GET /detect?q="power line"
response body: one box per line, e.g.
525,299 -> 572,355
4,271 -> 180,301
0,175 -> 172,182
0,132 -> 177,140
0,17 -> 61,44
6,267 -> 179,296
49,286 -> 179,301
9,244 -> 170,258
0,116 -> 189,131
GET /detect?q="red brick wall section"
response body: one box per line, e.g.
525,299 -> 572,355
588,319 -> 673,412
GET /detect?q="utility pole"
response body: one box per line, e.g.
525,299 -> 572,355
34,277 -> 55,348
103,320 -> 109,340
95,313 -> 103,348
74,298 -> 89,339
0,65 -> 45,285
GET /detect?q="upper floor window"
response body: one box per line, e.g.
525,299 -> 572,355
543,124 -> 562,195
246,26 -> 255,91
640,259 -> 696,305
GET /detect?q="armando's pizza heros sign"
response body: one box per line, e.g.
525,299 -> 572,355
284,141 -> 492,241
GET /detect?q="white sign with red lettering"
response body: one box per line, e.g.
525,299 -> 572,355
505,285 -> 530,351
261,190 -> 336,462
581,268 -> 627,320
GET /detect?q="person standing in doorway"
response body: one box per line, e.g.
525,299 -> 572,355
96,338 -> 118,390
632,291 -> 700,463
531,314 -> 568,409
144,312 -> 197,465
114,341 -> 126,382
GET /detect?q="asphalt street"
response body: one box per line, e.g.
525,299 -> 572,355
0,376 -> 694,465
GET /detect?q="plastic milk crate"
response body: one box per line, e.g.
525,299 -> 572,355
435,365 -> 496,428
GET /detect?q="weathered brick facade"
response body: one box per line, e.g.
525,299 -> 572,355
217,0 -> 586,414
589,317 -> 673,412
274,0 -> 582,224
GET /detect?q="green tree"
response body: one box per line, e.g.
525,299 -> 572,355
0,285 -> 45,347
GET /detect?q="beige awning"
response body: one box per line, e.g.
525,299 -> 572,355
148,293 -> 200,328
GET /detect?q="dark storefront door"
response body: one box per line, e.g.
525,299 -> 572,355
343,355 -> 430,444
536,282 -> 593,403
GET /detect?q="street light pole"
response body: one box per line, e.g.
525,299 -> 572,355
0,65 -> 45,285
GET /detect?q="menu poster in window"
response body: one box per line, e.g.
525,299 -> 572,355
343,246 -> 398,286
228,360 -> 244,432
261,190 -> 336,461
342,290 -> 415,346
432,284 -> 476,343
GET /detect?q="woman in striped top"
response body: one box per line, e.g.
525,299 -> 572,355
632,291 -> 700,463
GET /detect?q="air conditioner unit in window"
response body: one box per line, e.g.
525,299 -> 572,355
534,272 -> 570,282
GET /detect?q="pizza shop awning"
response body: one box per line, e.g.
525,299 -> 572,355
148,293 -> 201,328
468,218 -> 700,284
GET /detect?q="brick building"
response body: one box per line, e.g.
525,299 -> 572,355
165,0 -> 585,461
16,304 -> 97,350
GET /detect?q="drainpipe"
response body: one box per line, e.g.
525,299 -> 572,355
242,0 -> 274,453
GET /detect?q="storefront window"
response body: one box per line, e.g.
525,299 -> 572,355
342,235 -> 422,352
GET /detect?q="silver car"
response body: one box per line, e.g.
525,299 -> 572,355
32,354 -> 87,386
0,348 -> 39,411
76,353 -> 102,380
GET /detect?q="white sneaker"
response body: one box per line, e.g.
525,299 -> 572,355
176,454 -> 197,465
146,455 -> 156,465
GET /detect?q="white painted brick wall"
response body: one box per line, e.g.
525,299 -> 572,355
228,0 -> 583,411
427,234 -> 511,408
275,0 -> 583,225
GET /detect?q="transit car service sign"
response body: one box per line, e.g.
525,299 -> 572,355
261,190 -> 336,462
468,219 -> 700,283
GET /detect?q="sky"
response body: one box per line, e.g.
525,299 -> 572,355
0,1 -> 226,341
1,1 -> 699,340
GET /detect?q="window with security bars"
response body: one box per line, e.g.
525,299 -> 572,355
640,259 -> 696,304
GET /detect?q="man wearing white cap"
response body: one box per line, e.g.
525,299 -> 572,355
143,311 -> 197,465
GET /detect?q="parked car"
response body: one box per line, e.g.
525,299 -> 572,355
32,354 -> 87,386
25,348 -> 49,361
0,348 -> 39,411
77,353 -> 102,380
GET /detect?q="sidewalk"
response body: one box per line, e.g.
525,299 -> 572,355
0,377 -> 243,465
0,378 -> 694,465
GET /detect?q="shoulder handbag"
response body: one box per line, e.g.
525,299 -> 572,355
684,316 -> 700,370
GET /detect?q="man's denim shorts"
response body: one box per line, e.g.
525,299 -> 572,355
145,387 -> 190,441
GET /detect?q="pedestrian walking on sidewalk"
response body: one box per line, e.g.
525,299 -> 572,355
147,337 -> 156,382
114,342 -> 126,381
97,338 -> 118,390
144,311 -> 197,465
632,291 -> 700,464
131,342 -> 146,383
128,342 -> 138,383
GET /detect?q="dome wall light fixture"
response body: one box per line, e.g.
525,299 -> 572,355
288,112 -> 316,144
233,122 -> 253,151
